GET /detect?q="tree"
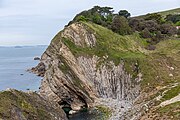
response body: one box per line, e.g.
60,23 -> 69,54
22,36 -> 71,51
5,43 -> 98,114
118,10 -> 131,18
72,6 -> 115,27
92,13 -> 102,24
111,16 -> 132,35
98,6 -> 114,17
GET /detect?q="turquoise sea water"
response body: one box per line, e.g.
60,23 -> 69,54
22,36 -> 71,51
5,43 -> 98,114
0,46 -> 47,91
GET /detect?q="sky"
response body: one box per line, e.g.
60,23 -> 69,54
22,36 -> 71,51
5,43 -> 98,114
0,0 -> 179,46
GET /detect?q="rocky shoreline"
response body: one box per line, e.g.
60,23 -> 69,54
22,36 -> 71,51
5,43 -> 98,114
1,18 -> 179,119
30,22 -> 144,119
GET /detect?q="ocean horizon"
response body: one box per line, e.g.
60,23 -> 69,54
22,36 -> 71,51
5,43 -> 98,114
0,45 -> 47,91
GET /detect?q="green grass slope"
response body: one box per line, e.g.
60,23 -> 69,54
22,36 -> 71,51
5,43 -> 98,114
0,90 -> 66,120
63,22 -> 147,65
45,21 -> 180,119
63,22 -> 180,92
135,8 -> 180,18
157,8 -> 180,17
86,22 -> 180,92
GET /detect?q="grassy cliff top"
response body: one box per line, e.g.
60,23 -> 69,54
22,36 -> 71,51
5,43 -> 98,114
157,8 -> 180,17
55,21 -> 180,91
62,22 -> 147,64
135,8 -> 180,18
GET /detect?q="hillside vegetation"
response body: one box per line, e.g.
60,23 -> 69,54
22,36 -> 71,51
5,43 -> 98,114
65,20 -> 180,98
65,6 -> 180,118
63,22 -> 146,64
0,90 -> 67,120
157,8 -> 180,17
1,6 -> 179,120
136,8 -> 180,18
69,6 -> 180,50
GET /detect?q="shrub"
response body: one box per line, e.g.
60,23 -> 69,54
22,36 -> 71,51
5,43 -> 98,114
145,13 -> 163,24
175,21 -> 180,26
165,14 -> 180,23
111,16 -> 132,35
160,23 -> 177,36
76,15 -> 87,22
177,29 -> 180,35
140,28 -> 152,38
144,20 -> 159,32
129,18 -> 145,31
156,31 -> 163,40
146,45 -> 156,50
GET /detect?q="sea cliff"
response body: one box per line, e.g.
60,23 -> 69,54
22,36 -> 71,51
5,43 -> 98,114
33,22 -> 180,119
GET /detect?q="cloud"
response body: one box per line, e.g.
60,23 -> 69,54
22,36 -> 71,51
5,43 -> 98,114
0,0 -> 179,45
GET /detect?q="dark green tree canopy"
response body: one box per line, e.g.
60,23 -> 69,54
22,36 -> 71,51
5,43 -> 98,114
92,6 -> 114,17
67,6 -> 178,47
72,6 -> 114,26
118,10 -> 131,18
69,6 -> 131,29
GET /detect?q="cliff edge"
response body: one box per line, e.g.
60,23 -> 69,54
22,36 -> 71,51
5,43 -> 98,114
33,21 -> 180,119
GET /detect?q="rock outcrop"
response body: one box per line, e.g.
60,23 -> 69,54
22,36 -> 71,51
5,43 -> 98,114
34,22 -> 142,119
31,19 -> 180,119
31,62 -> 46,77
30,20 -> 180,119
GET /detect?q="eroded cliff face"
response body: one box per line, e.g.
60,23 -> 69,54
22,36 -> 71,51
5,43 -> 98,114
35,22 -> 142,119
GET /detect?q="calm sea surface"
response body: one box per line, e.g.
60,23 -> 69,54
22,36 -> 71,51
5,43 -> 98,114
0,46 -> 47,91
0,46 -> 104,119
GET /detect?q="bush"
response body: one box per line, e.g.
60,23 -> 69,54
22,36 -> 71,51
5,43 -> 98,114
177,29 -> 180,35
144,20 -> 159,32
175,21 -> 180,26
160,23 -> 177,36
129,18 -> 145,31
156,31 -> 163,40
145,13 -> 163,24
146,45 -> 156,50
140,28 -> 152,38
76,15 -> 87,22
166,14 -> 180,23
111,16 -> 132,35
